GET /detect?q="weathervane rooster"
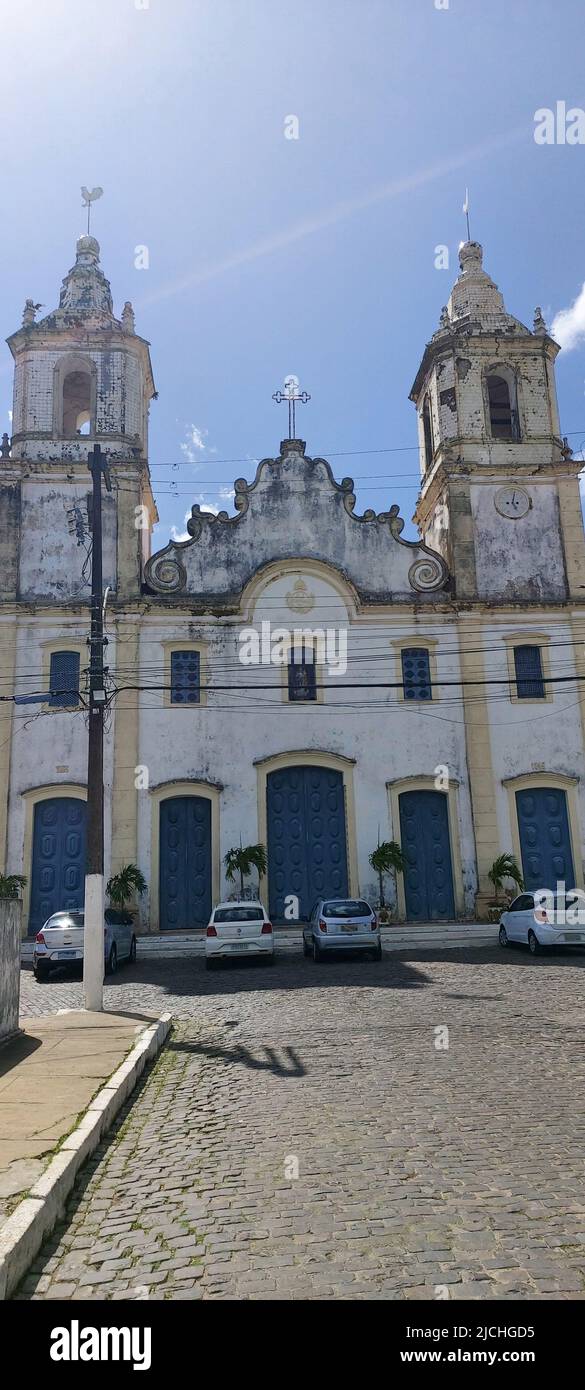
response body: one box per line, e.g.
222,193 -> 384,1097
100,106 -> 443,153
81,186 -> 104,235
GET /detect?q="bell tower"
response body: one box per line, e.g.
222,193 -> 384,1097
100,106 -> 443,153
411,241 -> 585,603
1,234 -> 157,601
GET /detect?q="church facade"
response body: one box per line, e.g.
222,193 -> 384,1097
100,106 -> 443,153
2,233 -> 585,935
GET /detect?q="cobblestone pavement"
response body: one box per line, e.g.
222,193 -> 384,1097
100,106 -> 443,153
14,943 -> 585,1300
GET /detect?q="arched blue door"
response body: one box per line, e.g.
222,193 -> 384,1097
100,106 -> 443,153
267,766 -> 349,921
516,787 -> 575,892
399,790 -> 455,921
29,797 -> 86,936
159,796 -> 212,930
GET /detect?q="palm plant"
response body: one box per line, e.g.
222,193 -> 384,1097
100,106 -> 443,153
368,841 -> 406,910
0,873 -> 26,899
224,843 -> 267,897
106,863 -> 147,911
488,853 -> 524,905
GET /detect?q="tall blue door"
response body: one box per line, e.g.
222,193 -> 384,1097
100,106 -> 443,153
399,790 -> 455,922
29,797 -> 86,936
267,766 -> 349,921
516,787 -> 575,891
159,796 -> 212,930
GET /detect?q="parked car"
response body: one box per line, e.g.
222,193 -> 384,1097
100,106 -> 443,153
303,897 -> 381,962
498,891 -> 585,955
33,908 -> 136,980
205,900 -> 274,967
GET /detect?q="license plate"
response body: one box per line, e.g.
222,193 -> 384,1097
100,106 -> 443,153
341,924 -> 358,933
228,942 -> 249,950
58,950 -> 77,958
563,933 -> 585,942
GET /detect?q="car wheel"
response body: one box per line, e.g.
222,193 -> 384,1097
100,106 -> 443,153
34,962 -> 51,982
313,939 -> 323,963
302,936 -> 311,957
498,925 -> 508,948
128,935 -> 137,964
106,943 -> 117,975
528,930 -> 541,956
372,940 -> 382,961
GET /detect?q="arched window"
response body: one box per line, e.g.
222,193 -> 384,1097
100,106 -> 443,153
422,395 -> 434,470
486,371 -> 520,441
62,369 -> 92,437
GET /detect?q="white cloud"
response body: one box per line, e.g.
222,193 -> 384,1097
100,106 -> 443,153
180,423 -> 214,463
551,283 -> 585,351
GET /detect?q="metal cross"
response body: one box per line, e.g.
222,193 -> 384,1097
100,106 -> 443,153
272,375 -> 311,439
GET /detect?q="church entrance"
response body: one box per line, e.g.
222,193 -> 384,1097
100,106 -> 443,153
29,797 -> 86,936
399,789 -> 455,921
515,787 -> 575,892
267,765 -> 349,922
159,796 -> 212,930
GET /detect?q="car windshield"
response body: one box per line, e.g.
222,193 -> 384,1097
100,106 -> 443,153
45,912 -> 84,929
322,900 -> 371,918
214,907 -> 264,923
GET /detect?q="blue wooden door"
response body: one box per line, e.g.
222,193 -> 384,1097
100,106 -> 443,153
399,790 -> 455,921
159,796 -> 212,930
516,787 -> 575,892
267,766 -> 348,921
29,797 -> 86,936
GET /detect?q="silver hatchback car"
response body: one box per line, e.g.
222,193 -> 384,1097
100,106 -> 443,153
303,897 -> 381,962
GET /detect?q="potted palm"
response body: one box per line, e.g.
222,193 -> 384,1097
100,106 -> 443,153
0,874 -> 26,899
224,843 -> 267,899
487,853 -> 524,921
368,841 -> 406,922
106,863 -> 147,915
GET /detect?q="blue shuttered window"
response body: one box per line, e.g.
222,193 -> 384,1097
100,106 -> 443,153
401,648 -> 432,701
288,644 -> 317,702
170,649 -> 201,704
49,651 -> 80,708
513,645 -> 545,699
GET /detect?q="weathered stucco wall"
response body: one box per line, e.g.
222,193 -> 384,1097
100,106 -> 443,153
0,900 -> 21,1041
18,481 -> 117,600
471,482 -> 566,601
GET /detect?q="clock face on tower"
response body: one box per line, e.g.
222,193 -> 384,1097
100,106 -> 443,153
494,486 -> 531,519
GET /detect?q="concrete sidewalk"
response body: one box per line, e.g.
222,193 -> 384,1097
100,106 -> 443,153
0,1008 -> 171,1298
0,1011 -> 155,1222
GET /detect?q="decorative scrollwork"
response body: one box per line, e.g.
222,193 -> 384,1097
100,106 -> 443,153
144,554 -> 187,594
408,555 -> 447,592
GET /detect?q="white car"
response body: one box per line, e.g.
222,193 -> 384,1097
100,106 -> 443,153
33,908 -> 136,980
498,891 -> 585,955
205,900 -> 274,967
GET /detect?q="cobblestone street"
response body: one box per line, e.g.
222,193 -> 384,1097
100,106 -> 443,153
15,944 -> 585,1300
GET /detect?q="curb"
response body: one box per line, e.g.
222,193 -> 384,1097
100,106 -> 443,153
0,1011 -> 172,1301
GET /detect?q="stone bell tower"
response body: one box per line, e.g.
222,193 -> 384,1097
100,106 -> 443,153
410,241 -> 585,604
0,234 -> 157,602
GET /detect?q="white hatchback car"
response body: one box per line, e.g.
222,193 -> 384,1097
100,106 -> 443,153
33,908 -> 136,980
498,891 -> 585,955
205,901 -> 274,967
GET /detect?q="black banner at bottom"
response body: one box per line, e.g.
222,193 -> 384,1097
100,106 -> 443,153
0,1297 -> 580,1374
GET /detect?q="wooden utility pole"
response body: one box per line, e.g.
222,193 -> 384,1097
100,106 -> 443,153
83,443 -> 110,1010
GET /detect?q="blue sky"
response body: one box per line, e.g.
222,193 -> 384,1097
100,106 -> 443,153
1,0 -> 584,542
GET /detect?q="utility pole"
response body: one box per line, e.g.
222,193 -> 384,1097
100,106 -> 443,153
84,443 -> 110,1011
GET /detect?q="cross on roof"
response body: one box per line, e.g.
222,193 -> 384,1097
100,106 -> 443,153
272,375 -> 311,439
